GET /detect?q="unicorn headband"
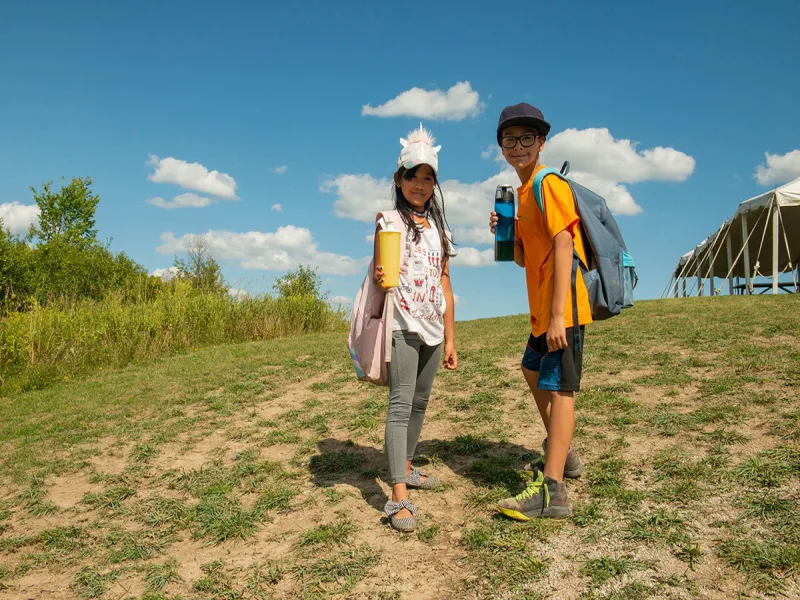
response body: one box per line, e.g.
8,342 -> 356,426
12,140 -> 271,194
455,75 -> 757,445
398,124 -> 441,175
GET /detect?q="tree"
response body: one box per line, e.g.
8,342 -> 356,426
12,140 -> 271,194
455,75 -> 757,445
0,218 -> 34,310
273,265 -> 326,300
28,176 -> 99,248
173,234 -> 226,294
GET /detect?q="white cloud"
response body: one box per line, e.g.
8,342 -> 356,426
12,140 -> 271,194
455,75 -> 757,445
146,193 -> 213,210
541,128 -> 695,216
324,128 -> 695,260
271,203 -> 283,212
147,155 -> 238,199
228,287 -> 250,299
366,234 -> 375,243
754,150 -> 800,186
329,295 -> 353,306
481,145 -> 504,163
0,202 -> 40,235
273,165 -> 288,175
543,128 -> 695,183
452,226 -> 494,245
450,247 -> 495,267
361,81 -> 484,121
453,294 -> 464,305
322,174 -> 394,223
156,226 -> 368,276
151,267 -> 180,281
322,169 -> 516,227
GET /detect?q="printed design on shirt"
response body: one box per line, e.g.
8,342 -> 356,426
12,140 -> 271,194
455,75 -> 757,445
395,229 -> 445,325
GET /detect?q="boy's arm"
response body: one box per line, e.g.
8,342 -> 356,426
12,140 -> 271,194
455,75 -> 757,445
440,260 -> 458,370
547,229 -> 573,352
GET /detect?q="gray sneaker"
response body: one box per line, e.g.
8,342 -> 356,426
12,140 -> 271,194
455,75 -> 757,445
497,470 -> 571,520
523,438 -> 585,479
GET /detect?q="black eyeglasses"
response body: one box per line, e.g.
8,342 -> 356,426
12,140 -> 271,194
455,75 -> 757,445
501,134 -> 539,149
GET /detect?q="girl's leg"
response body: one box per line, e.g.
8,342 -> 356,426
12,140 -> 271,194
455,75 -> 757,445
405,341 -> 443,472
385,333 -> 421,515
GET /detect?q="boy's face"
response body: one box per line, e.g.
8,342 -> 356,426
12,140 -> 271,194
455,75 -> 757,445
501,125 -> 545,172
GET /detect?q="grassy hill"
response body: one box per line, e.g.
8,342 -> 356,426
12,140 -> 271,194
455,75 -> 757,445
0,296 -> 798,599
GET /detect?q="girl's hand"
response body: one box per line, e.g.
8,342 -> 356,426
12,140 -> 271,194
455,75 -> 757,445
374,264 -> 384,286
443,342 -> 458,370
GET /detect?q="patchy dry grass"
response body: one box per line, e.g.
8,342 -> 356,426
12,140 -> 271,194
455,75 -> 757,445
0,295 -> 798,599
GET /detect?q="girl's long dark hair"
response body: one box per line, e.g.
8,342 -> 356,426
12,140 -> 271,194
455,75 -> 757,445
392,165 -> 456,262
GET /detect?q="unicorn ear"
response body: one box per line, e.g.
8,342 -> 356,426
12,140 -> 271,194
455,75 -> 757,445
399,138 -> 409,148
432,145 -> 442,153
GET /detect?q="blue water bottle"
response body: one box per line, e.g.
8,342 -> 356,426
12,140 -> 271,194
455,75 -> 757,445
494,185 -> 515,262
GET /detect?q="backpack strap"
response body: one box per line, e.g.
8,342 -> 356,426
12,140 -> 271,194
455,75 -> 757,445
532,168 -> 582,352
376,209 -> 406,233
532,167 -> 567,213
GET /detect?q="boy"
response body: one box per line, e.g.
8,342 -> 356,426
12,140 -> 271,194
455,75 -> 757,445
489,103 -> 591,519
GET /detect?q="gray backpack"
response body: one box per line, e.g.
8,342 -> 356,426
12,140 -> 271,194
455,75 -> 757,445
533,163 -> 637,322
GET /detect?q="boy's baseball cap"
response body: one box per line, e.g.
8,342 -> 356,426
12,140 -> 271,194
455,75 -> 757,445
496,103 -> 551,145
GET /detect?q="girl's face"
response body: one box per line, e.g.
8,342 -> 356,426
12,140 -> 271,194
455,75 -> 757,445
396,164 -> 436,212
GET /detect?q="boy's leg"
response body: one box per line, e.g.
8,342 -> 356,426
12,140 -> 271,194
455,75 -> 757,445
542,391 -> 574,482
521,333 -> 550,429
522,366 -> 552,431
496,328 -> 583,520
533,327 -> 585,478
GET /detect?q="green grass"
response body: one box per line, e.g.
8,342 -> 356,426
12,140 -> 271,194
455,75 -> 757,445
0,295 -> 798,598
292,545 -> 381,596
70,566 -> 119,599
191,494 -> 264,543
580,556 -> 651,585
143,558 -> 182,593
295,519 -> 357,548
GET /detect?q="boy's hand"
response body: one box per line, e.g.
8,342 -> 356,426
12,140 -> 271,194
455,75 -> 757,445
443,342 -> 458,370
489,211 -> 520,234
546,315 -> 568,352
374,265 -> 385,286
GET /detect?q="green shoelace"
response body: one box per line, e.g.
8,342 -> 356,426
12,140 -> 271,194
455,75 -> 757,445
514,470 -> 550,506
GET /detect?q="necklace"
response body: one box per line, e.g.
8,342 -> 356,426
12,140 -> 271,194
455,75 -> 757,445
411,208 -> 428,218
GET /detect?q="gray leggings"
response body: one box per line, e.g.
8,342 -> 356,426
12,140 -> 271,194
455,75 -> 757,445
385,331 -> 442,485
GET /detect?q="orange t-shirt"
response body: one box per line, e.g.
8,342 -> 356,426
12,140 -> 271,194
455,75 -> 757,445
516,164 -> 593,337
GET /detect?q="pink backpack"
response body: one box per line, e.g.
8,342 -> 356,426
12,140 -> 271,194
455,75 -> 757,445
348,210 -> 407,386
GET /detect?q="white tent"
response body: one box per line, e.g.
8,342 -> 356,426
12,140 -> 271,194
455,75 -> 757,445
663,176 -> 800,297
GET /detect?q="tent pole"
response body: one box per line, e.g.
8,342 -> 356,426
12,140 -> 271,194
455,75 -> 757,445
726,234 -> 734,295
697,268 -> 702,297
772,204 -> 779,294
709,253 -> 715,296
682,277 -> 687,297
741,213 -> 752,294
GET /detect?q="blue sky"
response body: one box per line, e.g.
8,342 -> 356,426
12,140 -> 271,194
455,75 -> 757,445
2,0 -> 799,320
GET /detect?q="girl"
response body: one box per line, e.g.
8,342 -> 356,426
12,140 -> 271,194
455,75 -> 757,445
374,125 -> 458,532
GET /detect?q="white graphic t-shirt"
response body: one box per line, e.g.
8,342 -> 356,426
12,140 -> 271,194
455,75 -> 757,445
391,225 -> 450,346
